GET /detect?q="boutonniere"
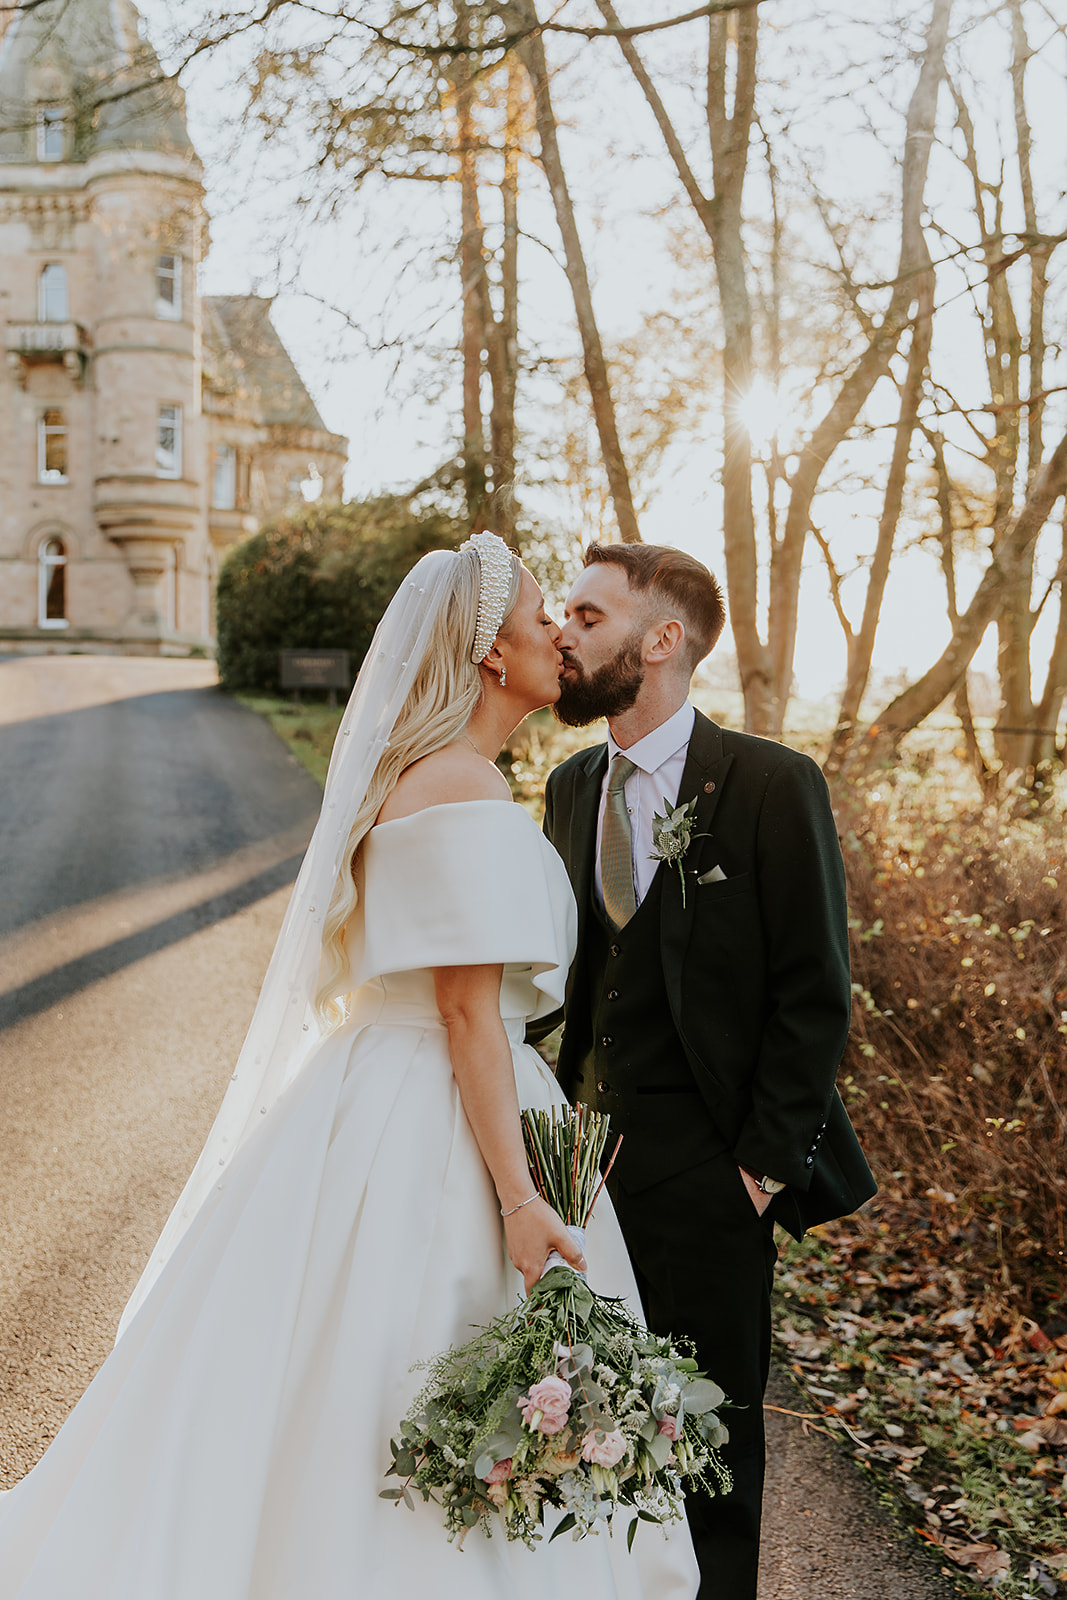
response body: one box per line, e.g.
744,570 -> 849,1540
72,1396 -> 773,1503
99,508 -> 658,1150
649,796 -> 705,908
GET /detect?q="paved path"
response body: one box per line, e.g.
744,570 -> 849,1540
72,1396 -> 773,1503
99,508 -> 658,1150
0,656 -> 319,1478
0,657 -> 954,1596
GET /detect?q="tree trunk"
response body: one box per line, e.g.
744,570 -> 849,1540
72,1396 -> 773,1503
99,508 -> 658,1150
1031,510 -> 1067,769
509,0 -> 641,542
486,60 -> 522,542
825,273 -> 934,772
766,0 -> 954,731
850,425 -> 1067,773
454,14 -> 488,525
593,0 -> 771,720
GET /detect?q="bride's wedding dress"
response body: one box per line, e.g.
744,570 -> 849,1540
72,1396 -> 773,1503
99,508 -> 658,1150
0,800 -> 698,1599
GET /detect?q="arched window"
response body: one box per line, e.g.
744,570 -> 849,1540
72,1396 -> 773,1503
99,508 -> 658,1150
38,537 -> 68,628
38,263 -> 69,322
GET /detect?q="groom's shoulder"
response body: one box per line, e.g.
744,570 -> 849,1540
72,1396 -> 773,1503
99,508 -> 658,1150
711,717 -> 825,787
546,740 -> 607,796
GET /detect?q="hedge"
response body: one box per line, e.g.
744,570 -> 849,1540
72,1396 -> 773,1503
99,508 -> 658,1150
215,497 -> 466,691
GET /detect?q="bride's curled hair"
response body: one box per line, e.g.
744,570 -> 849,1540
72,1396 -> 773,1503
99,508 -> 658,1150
314,543 -> 522,1027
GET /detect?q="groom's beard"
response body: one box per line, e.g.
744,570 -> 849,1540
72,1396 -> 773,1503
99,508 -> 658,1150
554,633 -> 646,727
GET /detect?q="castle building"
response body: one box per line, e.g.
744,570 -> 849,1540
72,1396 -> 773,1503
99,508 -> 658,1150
0,0 -> 348,655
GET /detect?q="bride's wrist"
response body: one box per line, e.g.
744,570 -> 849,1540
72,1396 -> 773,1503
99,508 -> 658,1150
497,1174 -> 539,1214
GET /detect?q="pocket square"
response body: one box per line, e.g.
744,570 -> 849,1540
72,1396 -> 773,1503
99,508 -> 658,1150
697,864 -> 727,885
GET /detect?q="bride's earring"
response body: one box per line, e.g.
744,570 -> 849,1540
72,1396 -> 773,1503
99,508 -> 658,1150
499,666 -> 507,689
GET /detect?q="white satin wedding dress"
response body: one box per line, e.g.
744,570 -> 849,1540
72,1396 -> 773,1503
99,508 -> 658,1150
0,800 -> 698,1600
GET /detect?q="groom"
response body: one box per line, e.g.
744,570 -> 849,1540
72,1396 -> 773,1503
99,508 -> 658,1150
533,542 -> 876,1599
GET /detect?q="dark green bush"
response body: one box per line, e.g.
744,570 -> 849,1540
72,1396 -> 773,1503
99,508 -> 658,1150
216,497 -> 465,691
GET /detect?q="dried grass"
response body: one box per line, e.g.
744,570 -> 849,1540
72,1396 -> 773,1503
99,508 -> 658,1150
834,755 -> 1067,1317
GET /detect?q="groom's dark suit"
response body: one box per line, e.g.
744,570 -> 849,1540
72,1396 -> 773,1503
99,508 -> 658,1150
534,710 -> 876,1599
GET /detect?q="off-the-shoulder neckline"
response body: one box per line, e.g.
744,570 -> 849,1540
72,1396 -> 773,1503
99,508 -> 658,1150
370,797 -> 530,835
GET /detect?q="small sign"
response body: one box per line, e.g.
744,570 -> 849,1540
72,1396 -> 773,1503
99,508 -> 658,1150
280,649 -> 350,705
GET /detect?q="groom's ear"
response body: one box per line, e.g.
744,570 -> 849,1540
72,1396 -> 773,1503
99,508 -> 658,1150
644,617 -> 686,666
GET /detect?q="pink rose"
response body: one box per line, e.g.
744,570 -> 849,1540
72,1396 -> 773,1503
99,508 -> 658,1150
581,1428 -> 627,1467
657,1415 -> 683,1440
485,1457 -> 513,1484
520,1375 -> 572,1435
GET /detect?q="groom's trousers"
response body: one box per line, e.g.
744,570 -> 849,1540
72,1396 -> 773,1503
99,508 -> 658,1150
608,1152 -> 778,1600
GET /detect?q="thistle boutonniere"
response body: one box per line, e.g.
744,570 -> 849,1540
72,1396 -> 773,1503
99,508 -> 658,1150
650,795 -> 705,907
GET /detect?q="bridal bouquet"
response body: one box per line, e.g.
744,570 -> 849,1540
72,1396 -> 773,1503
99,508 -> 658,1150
382,1105 -> 732,1548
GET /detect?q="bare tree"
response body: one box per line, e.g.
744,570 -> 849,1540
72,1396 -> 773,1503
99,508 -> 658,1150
592,0 -> 954,732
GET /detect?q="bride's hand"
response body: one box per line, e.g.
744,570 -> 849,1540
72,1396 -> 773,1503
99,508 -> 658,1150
503,1196 -> 587,1294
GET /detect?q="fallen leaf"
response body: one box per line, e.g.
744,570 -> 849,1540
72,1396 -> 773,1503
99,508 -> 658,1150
1034,1414 -> 1067,1446
941,1539 -> 1011,1581
1043,1391 -> 1067,1416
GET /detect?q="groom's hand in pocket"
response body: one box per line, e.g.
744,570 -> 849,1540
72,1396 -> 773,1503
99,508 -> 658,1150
738,1166 -> 773,1216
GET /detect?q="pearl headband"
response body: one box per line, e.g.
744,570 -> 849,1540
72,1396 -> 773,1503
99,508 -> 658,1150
461,531 -> 515,664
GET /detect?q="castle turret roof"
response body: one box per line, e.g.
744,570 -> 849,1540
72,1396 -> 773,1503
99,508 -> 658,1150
203,297 -> 332,434
0,0 -> 196,167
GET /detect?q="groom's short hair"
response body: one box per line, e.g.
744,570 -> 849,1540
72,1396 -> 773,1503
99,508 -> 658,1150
583,542 -> 726,667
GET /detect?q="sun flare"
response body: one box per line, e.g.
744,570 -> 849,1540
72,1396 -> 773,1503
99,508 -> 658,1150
735,378 -> 788,449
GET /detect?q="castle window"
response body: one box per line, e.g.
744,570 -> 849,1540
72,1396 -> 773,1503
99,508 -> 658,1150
156,404 -> 182,478
212,443 -> 237,509
156,254 -> 182,319
38,409 -> 69,483
38,263 -> 69,323
38,538 -> 68,627
37,107 -> 66,162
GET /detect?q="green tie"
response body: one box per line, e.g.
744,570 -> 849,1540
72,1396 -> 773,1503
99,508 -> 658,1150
601,754 -> 638,930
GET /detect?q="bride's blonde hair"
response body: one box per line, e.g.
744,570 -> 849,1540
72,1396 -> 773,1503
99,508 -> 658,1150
314,545 -> 522,1027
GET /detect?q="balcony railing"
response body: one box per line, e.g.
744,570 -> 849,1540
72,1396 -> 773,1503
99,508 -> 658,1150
5,320 -> 91,382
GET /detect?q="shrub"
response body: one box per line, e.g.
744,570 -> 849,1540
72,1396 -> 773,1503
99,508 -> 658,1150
216,497 -> 466,691
835,766 -> 1067,1316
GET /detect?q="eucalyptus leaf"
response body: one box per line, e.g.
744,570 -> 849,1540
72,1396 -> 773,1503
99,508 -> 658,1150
627,1516 -> 639,1553
647,1430 -> 674,1469
683,1378 -> 726,1414
548,1513 -> 577,1543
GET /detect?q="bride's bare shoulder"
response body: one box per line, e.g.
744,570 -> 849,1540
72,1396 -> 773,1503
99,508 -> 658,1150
376,744 -> 511,824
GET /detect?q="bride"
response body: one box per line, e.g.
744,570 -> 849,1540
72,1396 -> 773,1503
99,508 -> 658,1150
0,533 -> 699,1599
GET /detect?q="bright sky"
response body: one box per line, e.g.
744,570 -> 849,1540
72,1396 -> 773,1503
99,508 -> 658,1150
143,0 -> 1067,709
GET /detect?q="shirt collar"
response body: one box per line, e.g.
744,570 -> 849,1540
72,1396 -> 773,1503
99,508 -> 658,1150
607,701 -> 695,776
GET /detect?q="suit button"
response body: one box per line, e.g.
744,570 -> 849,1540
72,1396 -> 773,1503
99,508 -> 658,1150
597,1080 -> 611,1094
610,944 -> 621,958
601,1036 -> 614,1048
805,1155 -> 814,1167
607,990 -> 619,1001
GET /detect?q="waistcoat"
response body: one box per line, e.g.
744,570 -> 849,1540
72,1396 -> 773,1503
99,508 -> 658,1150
573,869 -> 725,1195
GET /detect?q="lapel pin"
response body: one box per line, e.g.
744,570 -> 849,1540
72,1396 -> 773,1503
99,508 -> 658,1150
704,780 -> 716,794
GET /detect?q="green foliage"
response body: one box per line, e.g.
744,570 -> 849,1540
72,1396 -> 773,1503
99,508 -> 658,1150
215,496 -> 466,691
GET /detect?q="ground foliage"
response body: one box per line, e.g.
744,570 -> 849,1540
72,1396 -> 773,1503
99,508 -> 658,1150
775,1217 -> 1067,1598
834,757 -> 1067,1316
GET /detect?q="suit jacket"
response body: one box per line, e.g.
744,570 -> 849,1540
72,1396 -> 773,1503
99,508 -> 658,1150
536,710 -> 877,1239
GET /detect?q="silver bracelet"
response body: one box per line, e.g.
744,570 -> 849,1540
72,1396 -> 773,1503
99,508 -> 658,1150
501,1193 -> 538,1218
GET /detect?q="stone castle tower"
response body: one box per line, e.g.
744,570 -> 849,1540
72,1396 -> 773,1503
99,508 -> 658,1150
0,0 -> 347,655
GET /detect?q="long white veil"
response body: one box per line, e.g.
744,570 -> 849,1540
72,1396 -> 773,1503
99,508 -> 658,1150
118,548 -> 465,1337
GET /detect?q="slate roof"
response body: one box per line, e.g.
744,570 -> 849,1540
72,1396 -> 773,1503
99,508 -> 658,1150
202,296 -> 330,433
0,0 -> 195,166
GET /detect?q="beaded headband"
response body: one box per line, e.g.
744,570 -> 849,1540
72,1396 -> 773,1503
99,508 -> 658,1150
461,531 -> 515,664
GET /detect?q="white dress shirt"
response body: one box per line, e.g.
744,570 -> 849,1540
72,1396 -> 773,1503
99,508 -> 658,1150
594,701 -> 696,912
